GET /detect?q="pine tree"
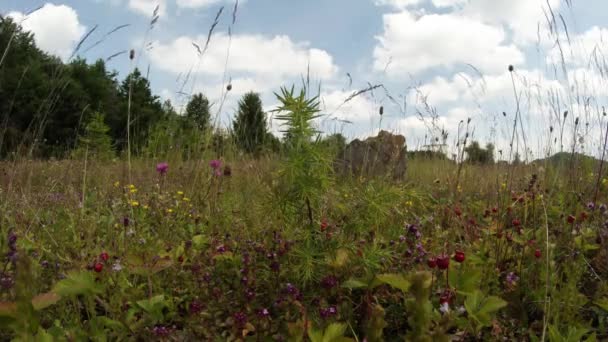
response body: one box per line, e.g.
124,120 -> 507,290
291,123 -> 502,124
73,113 -> 114,160
185,93 -> 211,131
232,92 -> 268,154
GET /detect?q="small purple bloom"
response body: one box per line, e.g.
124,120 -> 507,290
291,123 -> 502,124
245,288 -> 256,300
321,275 -> 338,289
156,162 -> 169,175
152,325 -> 171,337
587,202 -> 596,211
123,217 -> 130,227
506,272 -> 519,286
209,159 -> 222,170
189,300 -> 203,314
319,306 -> 338,319
233,312 -> 247,327
0,274 -> 14,289
216,244 -> 226,253
258,308 -> 270,318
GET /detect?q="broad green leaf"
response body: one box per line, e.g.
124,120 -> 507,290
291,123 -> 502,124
478,296 -> 507,316
53,271 -> 102,297
323,323 -> 348,341
34,328 -> 54,342
125,256 -> 173,276
136,295 -> 166,314
32,292 -> 61,311
448,266 -> 481,295
307,327 -> 324,342
375,274 -> 411,292
465,290 -> 506,327
92,316 -> 127,333
341,279 -> 368,289
192,235 -> 208,249
136,295 -> 167,322
594,298 -> 608,312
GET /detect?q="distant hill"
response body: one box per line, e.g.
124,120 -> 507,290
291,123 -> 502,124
533,152 -> 601,168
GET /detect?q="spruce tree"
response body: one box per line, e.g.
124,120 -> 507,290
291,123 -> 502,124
185,93 -> 211,131
232,92 -> 268,154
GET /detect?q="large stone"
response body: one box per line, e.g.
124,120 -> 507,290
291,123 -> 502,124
336,130 -> 407,180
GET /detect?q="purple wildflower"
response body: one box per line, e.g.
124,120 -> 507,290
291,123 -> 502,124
209,159 -> 222,170
156,162 -> 169,175
189,300 -> 203,315
587,202 -> 596,211
152,325 -> 171,337
233,312 -> 248,327
321,275 -> 338,289
216,244 -> 227,253
506,272 -> 519,286
258,308 -> 270,318
320,306 -> 338,319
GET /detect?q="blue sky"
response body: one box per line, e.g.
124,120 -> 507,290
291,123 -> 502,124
3,0 -> 608,160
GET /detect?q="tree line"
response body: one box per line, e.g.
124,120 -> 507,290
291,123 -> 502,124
0,16 -> 279,160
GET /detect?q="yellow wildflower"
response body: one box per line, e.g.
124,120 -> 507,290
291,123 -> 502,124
166,208 -> 174,213
177,191 -> 184,196
183,197 -> 190,202
130,200 -> 139,207
113,181 -> 120,188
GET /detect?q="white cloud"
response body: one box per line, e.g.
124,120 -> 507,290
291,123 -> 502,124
373,10 -> 525,76
176,0 -> 244,9
320,89 -> 378,122
7,4 -> 86,61
148,32 -> 338,79
128,0 -> 166,17
431,0 -> 467,8
462,0 -> 560,45
548,26 -> 608,69
373,0 -> 423,9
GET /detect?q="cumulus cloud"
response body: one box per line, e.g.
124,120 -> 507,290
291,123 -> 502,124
128,0 -> 166,17
462,0 -> 560,45
373,0 -> 423,9
148,33 -> 338,80
547,26 -> 608,69
373,10 -> 524,76
176,0 -> 246,9
320,89 -> 378,123
7,4 -> 86,61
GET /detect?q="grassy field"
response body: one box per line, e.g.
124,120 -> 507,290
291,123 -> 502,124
0,153 -> 606,341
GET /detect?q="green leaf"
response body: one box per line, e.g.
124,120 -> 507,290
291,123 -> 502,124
52,271 -> 102,297
594,298 -> 608,312
307,327 -> 324,342
323,323 -> 347,341
31,292 -> 61,311
191,235 -> 208,249
465,290 -> 507,327
136,295 -> 167,322
34,328 -> 54,342
125,256 -> 173,276
341,278 -> 368,289
478,296 -> 507,317
375,274 -> 411,292
448,266 -> 481,295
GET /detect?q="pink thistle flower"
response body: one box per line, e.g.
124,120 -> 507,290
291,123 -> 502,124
156,162 -> 168,175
